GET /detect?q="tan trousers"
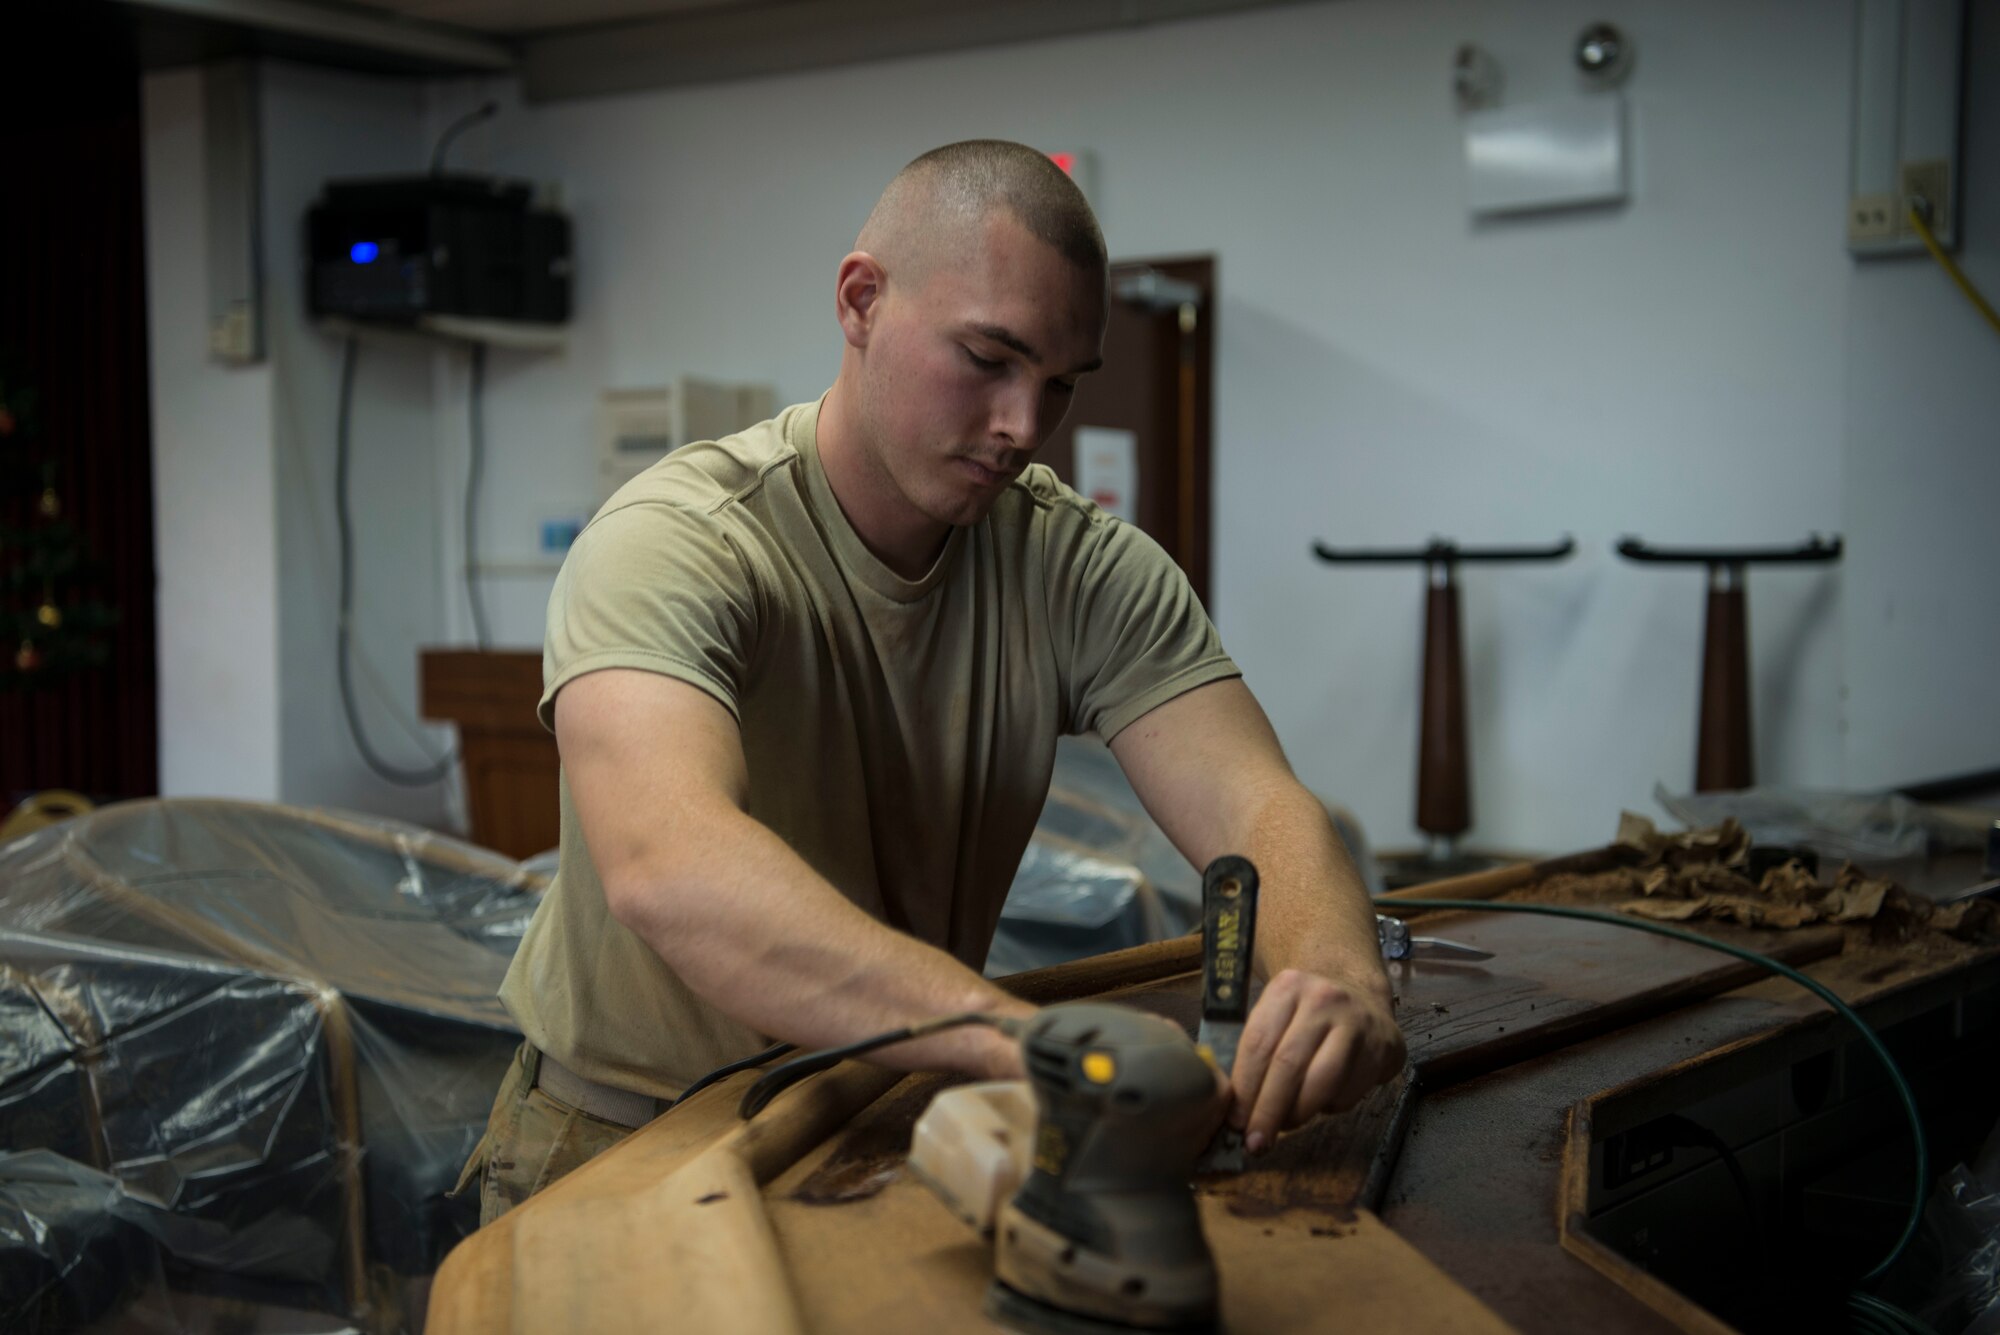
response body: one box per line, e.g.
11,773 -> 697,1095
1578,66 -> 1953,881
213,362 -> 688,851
453,1042 -> 633,1225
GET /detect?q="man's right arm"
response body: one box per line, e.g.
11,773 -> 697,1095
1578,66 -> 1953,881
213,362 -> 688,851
554,665 -> 1031,1081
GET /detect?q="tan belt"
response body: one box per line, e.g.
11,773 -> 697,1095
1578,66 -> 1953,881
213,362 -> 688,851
533,1049 -> 670,1129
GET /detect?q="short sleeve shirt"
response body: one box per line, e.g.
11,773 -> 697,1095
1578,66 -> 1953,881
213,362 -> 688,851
498,397 -> 1239,1097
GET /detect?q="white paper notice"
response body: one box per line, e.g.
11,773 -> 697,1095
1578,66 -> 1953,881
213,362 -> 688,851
1074,426 -> 1138,522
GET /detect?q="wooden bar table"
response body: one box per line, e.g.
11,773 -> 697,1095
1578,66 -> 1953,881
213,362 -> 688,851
429,854 -> 2000,1334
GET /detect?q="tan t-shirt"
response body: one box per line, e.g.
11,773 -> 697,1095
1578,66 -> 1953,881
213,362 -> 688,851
499,397 -> 1239,1098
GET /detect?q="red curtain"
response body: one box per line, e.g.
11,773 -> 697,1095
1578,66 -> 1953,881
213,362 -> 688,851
0,58 -> 160,801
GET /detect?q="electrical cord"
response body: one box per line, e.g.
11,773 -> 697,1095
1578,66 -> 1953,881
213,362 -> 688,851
334,333 -> 494,781
1850,1290 -> 1942,1335
427,94 -> 498,654
672,1040 -> 793,1110
1658,1114 -> 1764,1248
1377,897 -> 1933,1334
1907,201 -> 2000,337
430,100 -> 498,178
737,1012 -> 1023,1119
465,343 -> 490,649
335,334 -> 457,786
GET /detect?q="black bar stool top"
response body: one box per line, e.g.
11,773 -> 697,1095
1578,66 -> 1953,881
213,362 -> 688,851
1312,536 -> 1576,565
1615,535 -> 1842,566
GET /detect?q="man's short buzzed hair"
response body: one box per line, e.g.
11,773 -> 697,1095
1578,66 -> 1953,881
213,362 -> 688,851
863,139 -> 1107,276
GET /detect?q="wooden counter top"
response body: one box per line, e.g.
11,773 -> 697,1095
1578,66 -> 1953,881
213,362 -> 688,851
428,868 -> 2000,1334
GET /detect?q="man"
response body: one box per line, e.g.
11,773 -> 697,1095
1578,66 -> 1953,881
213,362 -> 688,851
459,140 -> 1403,1225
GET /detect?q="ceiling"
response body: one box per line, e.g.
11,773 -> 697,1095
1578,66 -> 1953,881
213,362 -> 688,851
346,0 -> 771,37
100,0 -> 1321,101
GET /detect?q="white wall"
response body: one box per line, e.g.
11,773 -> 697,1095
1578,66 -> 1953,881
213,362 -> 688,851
143,62 -> 461,827
143,69 -> 283,801
261,63 -> 458,827
421,0 -> 1986,854
144,0 -> 1997,851
1840,0 -> 2000,789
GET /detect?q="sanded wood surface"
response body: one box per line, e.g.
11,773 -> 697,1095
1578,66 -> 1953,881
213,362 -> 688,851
512,1147 -> 803,1335
1090,914 -> 1843,1090
1196,1069 -> 1416,1221
1379,843 -> 1633,905
764,1073 -> 1436,1329
1392,914 -> 1843,1085
428,1063 -> 901,1335
766,1139 -> 1519,1334
726,913 -> 1839,1332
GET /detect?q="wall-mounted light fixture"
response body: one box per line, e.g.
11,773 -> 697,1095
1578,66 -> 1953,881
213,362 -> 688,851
1452,42 -> 1503,114
1574,22 -> 1634,87
1456,24 -> 1634,217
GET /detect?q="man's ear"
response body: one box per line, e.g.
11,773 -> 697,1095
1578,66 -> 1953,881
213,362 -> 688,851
834,251 -> 886,349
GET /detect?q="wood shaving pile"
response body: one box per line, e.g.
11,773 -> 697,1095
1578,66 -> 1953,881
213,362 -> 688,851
1509,812 -> 1997,946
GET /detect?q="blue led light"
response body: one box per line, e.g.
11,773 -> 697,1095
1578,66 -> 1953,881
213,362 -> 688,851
350,241 -> 380,264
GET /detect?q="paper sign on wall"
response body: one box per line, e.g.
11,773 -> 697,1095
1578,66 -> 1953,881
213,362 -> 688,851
1074,426 -> 1138,522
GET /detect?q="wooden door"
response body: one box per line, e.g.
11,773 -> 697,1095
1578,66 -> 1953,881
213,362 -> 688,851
1040,256 -> 1215,608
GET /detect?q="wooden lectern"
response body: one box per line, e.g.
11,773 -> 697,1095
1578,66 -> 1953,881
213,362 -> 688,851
419,649 -> 560,859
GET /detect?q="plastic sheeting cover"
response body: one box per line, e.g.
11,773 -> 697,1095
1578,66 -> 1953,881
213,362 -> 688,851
0,764 -> 1372,1325
1655,783 -> 1965,866
982,737 -> 1185,977
0,799 -> 543,1333
983,735 -> 1382,976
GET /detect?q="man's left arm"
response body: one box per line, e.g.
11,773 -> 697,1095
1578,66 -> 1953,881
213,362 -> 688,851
1108,678 -> 1406,1153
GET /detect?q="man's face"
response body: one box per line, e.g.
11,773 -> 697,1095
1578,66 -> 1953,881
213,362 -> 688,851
857,212 -> 1106,529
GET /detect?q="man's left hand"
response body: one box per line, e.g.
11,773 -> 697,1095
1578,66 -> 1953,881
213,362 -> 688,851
1226,967 -> 1406,1153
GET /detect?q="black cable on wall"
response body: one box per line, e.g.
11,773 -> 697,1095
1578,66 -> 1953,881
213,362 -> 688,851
335,333 -> 455,787
465,341 -> 490,650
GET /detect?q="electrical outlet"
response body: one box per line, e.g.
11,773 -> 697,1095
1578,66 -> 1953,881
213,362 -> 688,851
1847,192 -> 1897,244
1603,1121 -> 1676,1190
208,302 -> 258,364
1898,159 -> 1952,238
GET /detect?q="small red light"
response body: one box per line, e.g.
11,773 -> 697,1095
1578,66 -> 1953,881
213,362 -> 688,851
1048,152 -> 1077,176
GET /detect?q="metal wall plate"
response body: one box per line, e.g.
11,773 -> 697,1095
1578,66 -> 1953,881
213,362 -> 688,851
1464,96 -> 1628,219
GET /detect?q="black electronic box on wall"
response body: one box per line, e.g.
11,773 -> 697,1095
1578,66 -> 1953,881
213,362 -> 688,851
307,174 -> 571,325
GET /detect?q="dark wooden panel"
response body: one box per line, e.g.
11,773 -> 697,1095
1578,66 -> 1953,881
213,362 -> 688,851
420,649 -> 547,729
420,648 -> 558,858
